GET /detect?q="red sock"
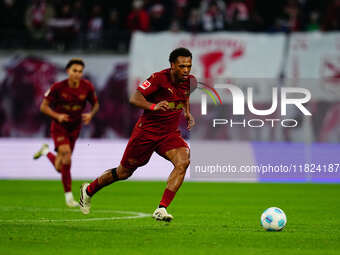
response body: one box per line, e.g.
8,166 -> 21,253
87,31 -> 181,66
61,164 -> 71,192
86,179 -> 101,196
47,152 -> 56,165
86,168 -> 119,196
159,188 -> 176,208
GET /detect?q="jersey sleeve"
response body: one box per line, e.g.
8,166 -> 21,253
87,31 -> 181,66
44,83 -> 58,103
86,82 -> 98,105
137,73 -> 161,97
189,75 -> 198,96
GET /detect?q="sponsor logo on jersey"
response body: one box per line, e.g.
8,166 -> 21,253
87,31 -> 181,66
72,105 -> 82,111
139,80 -> 151,90
168,101 -> 184,110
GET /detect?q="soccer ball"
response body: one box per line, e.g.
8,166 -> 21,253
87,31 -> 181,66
260,207 -> 287,231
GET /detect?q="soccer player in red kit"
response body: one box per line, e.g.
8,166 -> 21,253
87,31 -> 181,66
80,48 -> 195,221
33,58 -> 99,207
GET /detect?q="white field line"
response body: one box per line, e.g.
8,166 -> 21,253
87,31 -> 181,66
0,206 -> 151,223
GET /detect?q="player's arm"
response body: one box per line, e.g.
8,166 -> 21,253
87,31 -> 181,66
40,98 -> 69,123
129,90 -> 169,111
82,83 -> 100,125
82,102 -> 99,125
184,98 -> 195,130
131,75 -> 169,111
184,98 -> 190,116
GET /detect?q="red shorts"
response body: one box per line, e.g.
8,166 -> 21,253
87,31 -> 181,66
120,126 -> 189,170
51,121 -> 81,152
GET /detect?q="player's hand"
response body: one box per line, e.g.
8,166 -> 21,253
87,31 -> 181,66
154,101 -> 169,111
185,112 -> 195,130
57,114 -> 70,123
82,113 -> 93,125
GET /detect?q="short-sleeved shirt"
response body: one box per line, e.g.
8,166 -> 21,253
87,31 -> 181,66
44,79 -> 97,129
136,68 -> 196,134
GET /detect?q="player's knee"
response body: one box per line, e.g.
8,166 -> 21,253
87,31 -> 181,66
63,158 -> 71,165
55,160 -> 62,172
54,154 -> 62,170
118,172 -> 131,180
119,169 -> 134,180
64,153 -> 71,164
127,158 -> 148,168
59,151 -> 71,165
175,158 -> 190,172
117,165 -> 135,180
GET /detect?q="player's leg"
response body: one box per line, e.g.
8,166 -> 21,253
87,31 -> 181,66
163,147 -> 190,193
152,147 -> 190,221
80,164 -> 135,214
54,153 -> 63,172
80,156 -> 153,215
57,143 -> 78,207
86,164 -> 135,196
80,126 -> 155,214
33,124 -> 63,173
153,132 -> 190,221
33,144 -> 59,172
33,123 -> 59,170
33,143 -> 49,159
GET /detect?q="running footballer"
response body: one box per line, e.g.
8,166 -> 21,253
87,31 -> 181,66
80,48 -> 195,221
34,58 -> 99,207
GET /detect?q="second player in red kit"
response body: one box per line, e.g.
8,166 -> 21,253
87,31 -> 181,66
34,58 -> 99,207
80,48 -> 195,221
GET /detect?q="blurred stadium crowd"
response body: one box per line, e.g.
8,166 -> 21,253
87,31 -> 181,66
0,0 -> 339,52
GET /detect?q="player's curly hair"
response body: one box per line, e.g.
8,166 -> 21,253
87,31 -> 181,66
169,48 -> 192,63
65,58 -> 85,70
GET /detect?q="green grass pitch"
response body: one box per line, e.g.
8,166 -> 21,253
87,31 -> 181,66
0,180 -> 339,255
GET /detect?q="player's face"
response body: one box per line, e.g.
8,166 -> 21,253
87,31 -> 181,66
67,64 -> 84,82
172,56 -> 192,82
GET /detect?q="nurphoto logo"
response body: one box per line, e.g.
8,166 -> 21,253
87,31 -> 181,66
200,83 -> 312,128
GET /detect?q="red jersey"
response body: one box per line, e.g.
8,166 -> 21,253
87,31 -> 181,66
137,68 -> 195,134
44,79 -> 98,129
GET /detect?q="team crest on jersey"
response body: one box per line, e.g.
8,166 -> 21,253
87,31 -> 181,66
139,80 -> 151,90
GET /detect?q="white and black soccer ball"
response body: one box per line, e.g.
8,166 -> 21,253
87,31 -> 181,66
260,207 -> 287,231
